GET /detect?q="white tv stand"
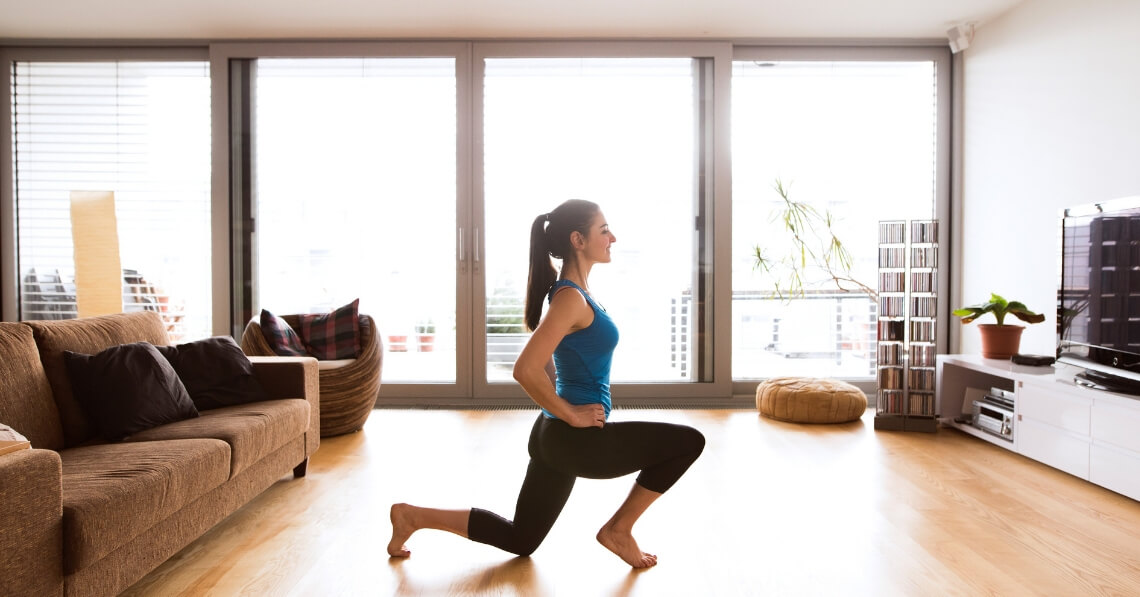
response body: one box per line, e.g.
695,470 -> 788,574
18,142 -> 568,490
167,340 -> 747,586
936,354 -> 1140,501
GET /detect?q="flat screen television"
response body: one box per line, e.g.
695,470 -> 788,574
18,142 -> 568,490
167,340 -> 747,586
1057,196 -> 1140,395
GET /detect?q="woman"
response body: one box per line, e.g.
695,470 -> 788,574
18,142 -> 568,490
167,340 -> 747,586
388,199 -> 705,568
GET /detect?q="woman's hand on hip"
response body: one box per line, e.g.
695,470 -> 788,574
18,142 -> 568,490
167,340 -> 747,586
565,403 -> 606,429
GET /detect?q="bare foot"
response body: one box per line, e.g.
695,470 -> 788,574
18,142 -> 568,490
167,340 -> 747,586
597,524 -> 658,568
388,503 -> 415,557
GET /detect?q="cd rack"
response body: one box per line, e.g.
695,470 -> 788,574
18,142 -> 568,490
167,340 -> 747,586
875,220 -> 939,433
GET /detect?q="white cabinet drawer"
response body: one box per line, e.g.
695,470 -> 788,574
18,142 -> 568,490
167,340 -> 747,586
1018,385 -> 1091,435
1091,400 -> 1140,453
1017,418 -> 1090,479
1090,444 -> 1140,501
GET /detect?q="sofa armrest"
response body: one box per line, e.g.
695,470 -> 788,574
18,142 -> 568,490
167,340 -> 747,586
249,356 -> 320,456
0,448 -> 64,597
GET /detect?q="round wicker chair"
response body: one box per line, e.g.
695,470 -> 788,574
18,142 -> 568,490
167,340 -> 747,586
241,313 -> 382,437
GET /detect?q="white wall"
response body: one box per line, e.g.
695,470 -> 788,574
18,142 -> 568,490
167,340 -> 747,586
958,0 -> 1140,355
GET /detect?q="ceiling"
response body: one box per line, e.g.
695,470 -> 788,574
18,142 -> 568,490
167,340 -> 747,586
1,0 -> 1026,42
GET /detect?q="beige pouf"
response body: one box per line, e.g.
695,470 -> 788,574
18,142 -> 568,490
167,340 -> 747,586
756,376 -> 867,424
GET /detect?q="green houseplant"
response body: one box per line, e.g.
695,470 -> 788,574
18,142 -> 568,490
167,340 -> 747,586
752,179 -> 876,300
414,319 -> 435,352
952,293 -> 1045,359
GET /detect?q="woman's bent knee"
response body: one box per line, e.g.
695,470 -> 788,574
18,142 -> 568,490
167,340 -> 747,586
681,425 -> 706,459
513,536 -> 543,557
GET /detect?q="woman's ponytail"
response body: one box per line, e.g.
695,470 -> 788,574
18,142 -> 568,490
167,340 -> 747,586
523,199 -> 600,331
524,213 -> 556,331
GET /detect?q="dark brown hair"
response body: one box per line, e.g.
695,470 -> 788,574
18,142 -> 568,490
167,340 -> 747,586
524,199 -> 600,331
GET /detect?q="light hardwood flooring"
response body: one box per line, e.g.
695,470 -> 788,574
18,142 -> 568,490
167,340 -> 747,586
122,408 -> 1140,596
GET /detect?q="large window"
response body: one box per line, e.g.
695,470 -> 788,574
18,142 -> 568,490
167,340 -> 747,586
4,42 -> 948,404
252,57 -> 457,383
9,59 -> 212,339
731,53 -> 947,382
482,57 -> 706,383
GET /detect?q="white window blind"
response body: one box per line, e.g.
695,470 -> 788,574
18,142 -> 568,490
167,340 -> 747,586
11,61 -> 211,340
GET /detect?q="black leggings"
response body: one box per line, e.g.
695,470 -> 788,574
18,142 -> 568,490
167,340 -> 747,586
467,414 -> 705,557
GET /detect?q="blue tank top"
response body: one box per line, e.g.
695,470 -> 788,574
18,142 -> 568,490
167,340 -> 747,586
542,280 -> 619,420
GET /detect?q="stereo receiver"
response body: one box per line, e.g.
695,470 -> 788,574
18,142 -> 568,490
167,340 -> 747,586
971,398 -> 1014,442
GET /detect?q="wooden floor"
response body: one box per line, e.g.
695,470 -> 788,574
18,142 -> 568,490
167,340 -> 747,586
123,408 -> 1140,596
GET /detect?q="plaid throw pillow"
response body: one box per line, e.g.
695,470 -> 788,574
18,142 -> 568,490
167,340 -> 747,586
297,299 -> 361,360
259,309 -> 309,357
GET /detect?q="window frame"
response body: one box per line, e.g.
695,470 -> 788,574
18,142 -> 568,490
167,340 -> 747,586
471,41 -> 734,403
211,41 -> 474,401
1,41 -> 952,407
0,45 -> 210,324
728,44 -> 953,398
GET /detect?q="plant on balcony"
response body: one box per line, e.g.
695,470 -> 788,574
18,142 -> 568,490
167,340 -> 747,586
486,291 -> 526,335
752,178 -> 876,301
952,292 -> 1045,359
414,319 -> 435,352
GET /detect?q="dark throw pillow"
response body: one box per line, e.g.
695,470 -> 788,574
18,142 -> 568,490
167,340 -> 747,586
259,309 -> 308,357
155,336 -> 268,410
296,298 -> 361,360
63,342 -> 199,441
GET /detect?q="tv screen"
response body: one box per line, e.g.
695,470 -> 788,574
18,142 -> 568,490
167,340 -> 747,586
1057,196 -> 1140,394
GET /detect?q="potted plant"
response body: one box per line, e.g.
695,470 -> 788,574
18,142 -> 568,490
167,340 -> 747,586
415,319 -> 435,352
752,178 -> 877,300
952,293 -> 1045,359
486,288 -> 528,363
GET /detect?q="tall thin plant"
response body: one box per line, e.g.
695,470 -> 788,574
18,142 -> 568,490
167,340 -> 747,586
752,179 -> 876,300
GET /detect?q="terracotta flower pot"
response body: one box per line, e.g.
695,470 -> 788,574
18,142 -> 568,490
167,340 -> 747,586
978,324 -> 1024,359
387,335 -> 408,352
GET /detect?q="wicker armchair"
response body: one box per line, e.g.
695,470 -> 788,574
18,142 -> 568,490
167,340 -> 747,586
241,313 -> 382,437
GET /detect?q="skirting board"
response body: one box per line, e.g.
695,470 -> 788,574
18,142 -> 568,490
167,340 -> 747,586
874,414 -> 938,433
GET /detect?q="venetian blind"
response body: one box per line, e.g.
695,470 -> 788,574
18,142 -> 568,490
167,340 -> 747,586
11,60 -> 211,339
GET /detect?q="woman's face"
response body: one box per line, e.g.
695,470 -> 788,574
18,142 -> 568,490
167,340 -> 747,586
579,211 -> 617,264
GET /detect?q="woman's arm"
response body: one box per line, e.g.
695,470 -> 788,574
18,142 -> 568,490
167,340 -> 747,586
513,289 -> 606,428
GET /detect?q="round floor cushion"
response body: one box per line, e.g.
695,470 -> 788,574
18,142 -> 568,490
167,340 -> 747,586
755,376 -> 867,424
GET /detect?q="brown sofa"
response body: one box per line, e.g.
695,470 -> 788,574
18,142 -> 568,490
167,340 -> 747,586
0,311 -> 320,597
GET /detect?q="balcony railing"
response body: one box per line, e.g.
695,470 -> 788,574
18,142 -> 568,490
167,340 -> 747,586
480,288 -> 878,380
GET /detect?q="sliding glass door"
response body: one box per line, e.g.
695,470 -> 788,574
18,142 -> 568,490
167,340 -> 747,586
473,43 -> 730,402
481,56 -> 705,385
730,48 -> 950,389
251,57 -> 459,386
225,42 -> 727,403
209,42 -> 946,405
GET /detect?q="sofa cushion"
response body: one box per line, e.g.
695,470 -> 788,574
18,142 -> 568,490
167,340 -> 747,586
126,399 -> 310,478
259,309 -> 309,357
60,438 -> 230,574
296,299 -> 361,360
26,311 -> 170,448
0,323 -> 65,450
156,336 -> 268,410
64,342 -> 199,441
